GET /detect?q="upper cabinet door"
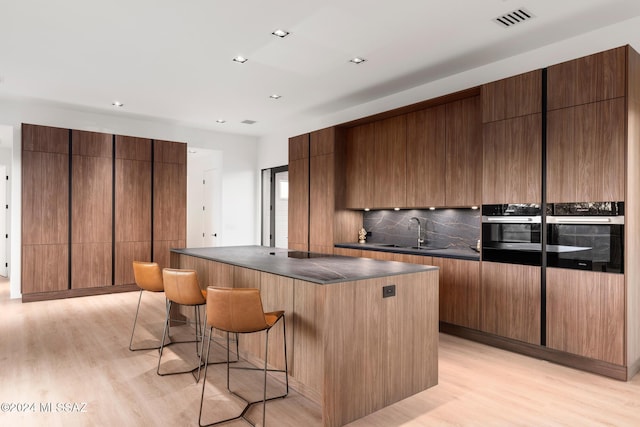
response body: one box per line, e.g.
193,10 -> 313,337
374,115 -> 406,208
547,46 -> 626,111
406,105 -> 446,207
482,70 -> 542,123
445,96 -> 482,207
483,114 -> 542,204
345,123 -> 374,209
546,98 -> 625,203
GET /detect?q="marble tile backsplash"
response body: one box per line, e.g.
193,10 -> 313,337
363,209 -> 480,250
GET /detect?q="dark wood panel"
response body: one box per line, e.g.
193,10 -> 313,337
433,257 -> 480,329
309,153 -> 334,250
72,130 -> 112,157
288,157 -> 309,250
115,135 -> 151,161
445,96 -> 482,207
289,133 -> 309,161
345,123 -> 374,209
481,70 -> 541,123
259,272 -> 295,372
482,114 -> 541,204
153,162 -> 186,241
115,242 -> 151,286
310,127 -> 334,157
547,268 -> 624,365
154,139 -> 187,164
115,158 -> 151,242
406,105 -> 446,207
21,244 -> 68,293
21,150 -> 69,245
374,115 -> 406,208
72,155 -> 112,243
153,239 -> 185,271
547,98 -> 625,202
547,46 -> 626,110
22,123 -> 69,153
480,262 -> 540,345
71,242 -> 112,289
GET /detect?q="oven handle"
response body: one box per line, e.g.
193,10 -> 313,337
547,216 -> 624,225
482,216 -> 541,223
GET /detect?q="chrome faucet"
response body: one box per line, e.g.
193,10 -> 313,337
410,217 -> 424,248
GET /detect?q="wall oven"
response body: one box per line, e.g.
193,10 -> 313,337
482,204 -> 542,266
546,202 -> 624,273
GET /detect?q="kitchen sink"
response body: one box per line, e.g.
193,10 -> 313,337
409,246 -> 446,251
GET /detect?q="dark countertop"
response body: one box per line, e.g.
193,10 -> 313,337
171,245 -> 438,285
335,242 -> 481,261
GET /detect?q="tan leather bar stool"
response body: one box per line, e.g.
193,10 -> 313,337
130,261 -> 167,351
199,287 -> 289,427
158,268 -> 207,382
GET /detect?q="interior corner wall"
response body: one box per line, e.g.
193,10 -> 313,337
0,97 -> 260,299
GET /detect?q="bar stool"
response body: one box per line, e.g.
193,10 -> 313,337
130,261 -> 166,351
158,268 -> 207,382
199,287 -> 289,427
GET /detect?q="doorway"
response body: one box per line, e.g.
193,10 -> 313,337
261,166 -> 288,248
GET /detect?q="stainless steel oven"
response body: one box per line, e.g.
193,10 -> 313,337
482,204 -> 542,266
546,202 -> 624,273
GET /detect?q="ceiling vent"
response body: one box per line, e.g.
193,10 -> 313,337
241,119 -> 257,125
493,8 -> 534,28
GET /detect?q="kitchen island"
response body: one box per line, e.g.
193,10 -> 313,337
170,246 -> 439,427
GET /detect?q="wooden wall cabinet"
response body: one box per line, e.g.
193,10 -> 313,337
546,98 -> 625,203
547,46 -> 626,111
287,134 -> 310,251
309,129 -> 335,253
406,105 -> 446,207
21,124 -> 70,294
445,96 -> 482,207
374,116 -> 406,208
433,257 -> 480,330
71,130 -> 113,289
344,123 -> 374,209
546,268 -> 624,365
482,114 -> 542,204
480,262 -> 540,345
482,70 -> 542,123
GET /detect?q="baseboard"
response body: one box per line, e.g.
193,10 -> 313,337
22,284 -> 139,302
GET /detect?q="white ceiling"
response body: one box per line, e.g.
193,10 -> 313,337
1,0 -> 640,139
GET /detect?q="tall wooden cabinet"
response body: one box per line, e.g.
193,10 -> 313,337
21,124 -> 186,300
344,123 -> 374,209
374,116 -> 406,208
287,134 -> 310,251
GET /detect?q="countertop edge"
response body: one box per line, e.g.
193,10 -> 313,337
335,243 -> 481,261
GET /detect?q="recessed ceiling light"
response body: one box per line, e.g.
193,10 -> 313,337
272,29 -> 290,38
350,57 -> 366,64
233,56 -> 248,63
216,119 -> 226,123
269,94 -> 282,99
112,101 -> 124,107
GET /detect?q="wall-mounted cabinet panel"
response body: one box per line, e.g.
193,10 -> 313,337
480,262 -> 540,345
288,134 -> 309,251
374,116 -> 406,208
345,123 -> 374,209
483,114 -> 541,204
71,130 -> 113,289
547,46 -> 626,111
445,96 -> 482,207
481,70 -> 542,123
433,257 -> 480,329
115,136 -> 152,285
21,124 -> 69,294
546,98 -> 624,203
153,140 -> 186,270
309,152 -> 334,253
547,268 -> 624,365
406,105 -> 446,207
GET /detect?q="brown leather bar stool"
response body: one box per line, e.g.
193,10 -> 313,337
199,287 -> 289,427
158,268 -> 207,382
130,261 -> 167,351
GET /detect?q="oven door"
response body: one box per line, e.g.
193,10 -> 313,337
482,216 -> 542,266
546,216 -> 624,273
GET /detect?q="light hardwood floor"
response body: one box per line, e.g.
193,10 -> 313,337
1,277 -> 640,426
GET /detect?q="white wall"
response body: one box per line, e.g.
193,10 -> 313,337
0,97 -> 259,299
0,146 -> 11,278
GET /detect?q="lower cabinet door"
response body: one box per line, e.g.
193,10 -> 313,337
546,268 -> 624,365
434,258 -> 480,330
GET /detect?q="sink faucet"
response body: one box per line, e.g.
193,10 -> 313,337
410,217 -> 424,248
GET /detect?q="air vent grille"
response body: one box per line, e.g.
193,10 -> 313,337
493,8 -> 534,28
241,119 -> 257,124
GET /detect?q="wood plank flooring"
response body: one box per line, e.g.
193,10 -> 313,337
1,277 -> 640,426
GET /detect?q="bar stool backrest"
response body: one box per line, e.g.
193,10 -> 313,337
162,268 -> 206,306
206,287 -> 269,333
132,261 -> 164,292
